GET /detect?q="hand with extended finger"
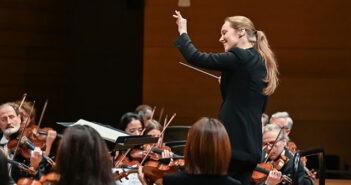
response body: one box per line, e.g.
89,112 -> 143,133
172,10 -> 187,35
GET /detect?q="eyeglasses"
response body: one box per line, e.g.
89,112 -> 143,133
264,139 -> 284,149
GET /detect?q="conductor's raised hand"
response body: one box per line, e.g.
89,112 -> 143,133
172,10 -> 187,35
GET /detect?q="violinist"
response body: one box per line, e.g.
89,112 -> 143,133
143,119 -> 173,157
0,103 -> 45,182
119,112 -> 144,136
287,141 -> 315,185
115,112 -> 144,160
135,104 -> 153,123
163,117 -> 241,185
13,100 -> 57,156
261,124 -> 305,185
54,125 -> 115,185
136,119 -> 174,185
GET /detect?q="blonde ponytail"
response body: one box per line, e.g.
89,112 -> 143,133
256,30 -> 279,95
225,16 -> 279,95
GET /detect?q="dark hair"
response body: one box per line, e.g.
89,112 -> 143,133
0,148 -> 10,185
55,125 -> 115,185
184,117 -> 231,175
119,112 -> 144,131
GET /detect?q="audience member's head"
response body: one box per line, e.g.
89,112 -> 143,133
184,117 -> 231,175
55,125 -> 115,185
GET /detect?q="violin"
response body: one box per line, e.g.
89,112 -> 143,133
7,127 -> 55,166
115,153 -> 141,168
17,178 -> 41,185
251,162 -> 292,184
251,155 -> 291,185
114,157 -> 183,184
0,146 -> 37,175
17,172 -> 59,185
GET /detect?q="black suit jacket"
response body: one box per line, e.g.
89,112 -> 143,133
174,33 -> 268,164
163,171 -> 242,185
278,149 -> 305,185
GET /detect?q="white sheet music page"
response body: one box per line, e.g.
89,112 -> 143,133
71,119 -> 128,142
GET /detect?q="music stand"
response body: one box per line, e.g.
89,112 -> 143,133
114,135 -> 159,151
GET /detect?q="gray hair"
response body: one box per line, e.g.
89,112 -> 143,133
262,113 -> 269,126
0,102 -> 20,115
263,124 -> 287,141
270,111 -> 293,130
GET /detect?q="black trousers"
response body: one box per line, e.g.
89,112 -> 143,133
228,158 -> 257,185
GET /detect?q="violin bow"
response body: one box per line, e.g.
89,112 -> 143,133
159,115 -> 168,147
150,106 -> 156,120
263,129 -> 283,163
179,62 -> 220,79
140,113 -> 176,165
114,148 -> 132,168
17,93 -> 27,113
157,107 -> 164,124
11,100 -> 35,160
9,101 -> 35,173
37,99 -> 48,129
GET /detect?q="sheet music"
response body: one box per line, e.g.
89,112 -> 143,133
71,119 -> 128,142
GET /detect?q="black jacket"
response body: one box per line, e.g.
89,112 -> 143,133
174,33 -> 268,164
163,171 -> 242,185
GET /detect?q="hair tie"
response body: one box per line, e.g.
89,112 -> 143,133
254,30 -> 258,35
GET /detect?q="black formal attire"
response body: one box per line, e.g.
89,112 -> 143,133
163,171 -> 241,185
174,33 -> 268,184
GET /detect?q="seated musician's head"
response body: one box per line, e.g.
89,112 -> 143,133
13,100 -> 36,128
262,124 -> 288,161
135,104 -> 153,122
270,111 -> 293,136
55,125 -> 115,185
185,117 -> 231,175
119,112 -> 144,135
144,119 -> 162,137
144,119 -> 163,146
0,103 -> 21,137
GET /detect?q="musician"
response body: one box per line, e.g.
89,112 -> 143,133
119,112 -> 144,136
270,112 -> 293,137
13,100 -> 57,156
163,117 -> 241,185
173,11 -> 279,184
262,124 -> 305,185
136,105 -> 153,123
136,119 -> 174,185
0,103 -> 44,182
55,125 -> 115,185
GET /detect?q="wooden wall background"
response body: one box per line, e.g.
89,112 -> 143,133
0,0 -> 144,129
143,0 -> 351,169
0,0 -> 68,126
